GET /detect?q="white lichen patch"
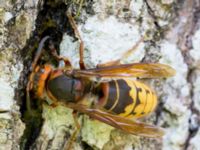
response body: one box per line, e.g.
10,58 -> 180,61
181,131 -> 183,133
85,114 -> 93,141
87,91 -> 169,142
160,41 -> 189,97
60,15 -> 145,69
130,0 -> 156,33
0,78 -> 14,111
4,12 -> 13,23
159,41 -> 191,150
163,111 -> 191,150
0,52 -> 23,111
130,0 -> 144,17
78,15 -> 144,68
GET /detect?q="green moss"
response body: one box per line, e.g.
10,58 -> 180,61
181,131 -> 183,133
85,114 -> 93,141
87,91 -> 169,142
42,104 -> 74,130
81,115 -> 113,149
103,130 -> 140,150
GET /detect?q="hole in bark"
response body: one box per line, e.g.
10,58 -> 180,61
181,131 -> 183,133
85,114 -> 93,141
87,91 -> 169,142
14,1 -> 72,149
81,141 -> 94,150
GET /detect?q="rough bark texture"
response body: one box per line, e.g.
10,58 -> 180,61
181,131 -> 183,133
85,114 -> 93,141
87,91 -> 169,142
0,0 -> 200,150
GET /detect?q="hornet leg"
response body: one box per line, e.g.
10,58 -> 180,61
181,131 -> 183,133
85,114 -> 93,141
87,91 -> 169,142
65,111 -> 81,150
47,39 -> 72,70
97,37 -> 144,68
67,10 -> 86,70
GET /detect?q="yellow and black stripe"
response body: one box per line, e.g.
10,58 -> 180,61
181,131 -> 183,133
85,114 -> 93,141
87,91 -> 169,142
98,79 -> 157,118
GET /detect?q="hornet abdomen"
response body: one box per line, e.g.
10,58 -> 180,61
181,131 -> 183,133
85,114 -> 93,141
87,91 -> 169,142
97,79 -> 157,118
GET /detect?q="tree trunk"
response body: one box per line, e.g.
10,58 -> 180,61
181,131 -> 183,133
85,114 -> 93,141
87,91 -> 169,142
0,0 -> 200,150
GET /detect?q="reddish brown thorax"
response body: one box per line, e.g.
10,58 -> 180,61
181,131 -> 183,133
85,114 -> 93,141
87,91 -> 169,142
32,64 -> 91,104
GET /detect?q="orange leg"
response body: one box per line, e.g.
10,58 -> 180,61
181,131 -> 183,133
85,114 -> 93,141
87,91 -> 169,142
119,36 -> 144,61
67,10 -> 86,70
47,39 -> 72,70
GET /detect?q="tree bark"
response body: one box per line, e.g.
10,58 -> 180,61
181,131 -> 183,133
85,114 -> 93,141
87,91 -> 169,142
0,0 -> 200,150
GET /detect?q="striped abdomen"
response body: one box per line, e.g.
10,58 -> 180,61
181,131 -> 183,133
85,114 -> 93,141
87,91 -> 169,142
96,79 -> 157,118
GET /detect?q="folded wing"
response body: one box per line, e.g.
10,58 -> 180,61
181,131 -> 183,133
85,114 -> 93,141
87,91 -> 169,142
73,63 -> 176,79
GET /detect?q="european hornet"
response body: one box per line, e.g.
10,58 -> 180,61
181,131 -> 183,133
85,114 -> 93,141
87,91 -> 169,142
26,10 -> 176,147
